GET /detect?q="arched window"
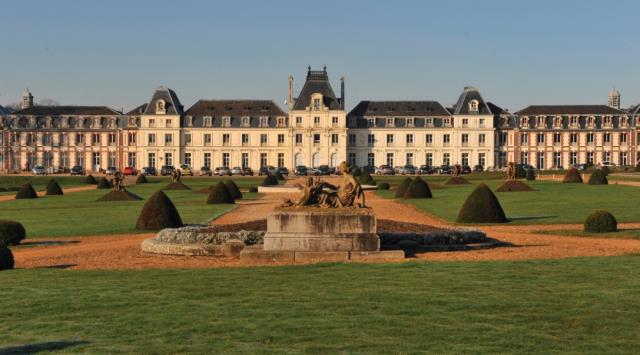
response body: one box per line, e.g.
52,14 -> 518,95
294,153 -> 304,167
330,153 -> 338,167
156,100 -> 166,114
469,100 -> 479,112
312,153 -> 321,168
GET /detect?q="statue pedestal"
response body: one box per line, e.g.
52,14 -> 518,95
264,208 -> 379,252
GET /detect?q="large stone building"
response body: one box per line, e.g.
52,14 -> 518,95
0,71 -> 638,173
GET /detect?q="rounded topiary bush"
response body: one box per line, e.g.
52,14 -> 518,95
0,245 -> 14,271
456,183 -> 508,223
45,179 -> 63,195
403,177 -> 432,199
274,170 -> 285,181
526,168 -> 536,181
135,190 -> 183,230
15,183 -> 38,199
85,174 -> 97,184
96,177 -> 113,189
249,186 -> 258,193
136,174 -> 148,184
262,174 -> 279,186
0,220 -> 26,246
562,168 -> 583,183
588,169 -> 608,185
224,180 -> 243,200
207,182 -> 235,204
377,182 -> 390,190
394,177 -> 413,198
358,172 -> 375,185
584,210 -> 617,233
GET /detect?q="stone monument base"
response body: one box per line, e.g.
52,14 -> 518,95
240,248 -> 405,262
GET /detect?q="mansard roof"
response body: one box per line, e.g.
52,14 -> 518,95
143,86 -> 184,115
292,67 -> 342,110
126,103 -> 148,116
515,105 -> 627,116
347,101 -> 451,117
0,105 -> 12,116
10,105 -> 121,116
184,100 -> 286,117
452,87 -> 492,115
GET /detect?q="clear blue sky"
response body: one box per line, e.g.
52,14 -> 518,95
1,0 -> 638,112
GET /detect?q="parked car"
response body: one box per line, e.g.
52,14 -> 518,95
438,165 -> 452,175
242,167 -> 254,176
123,166 -> 136,176
179,164 -> 194,176
362,165 -> 376,174
417,165 -> 434,175
375,165 -> 395,175
215,166 -> 231,176
142,166 -> 157,176
473,165 -> 484,173
105,166 -> 118,176
160,165 -> 175,176
317,165 -> 331,175
461,165 -> 472,174
402,165 -> 416,175
295,165 -> 308,176
601,161 -> 616,168
267,166 -> 278,175
572,163 -> 588,170
278,167 -> 289,177
70,165 -> 85,176
32,165 -> 47,176
199,166 -> 212,176
258,167 -> 270,176
231,166 -> 243,175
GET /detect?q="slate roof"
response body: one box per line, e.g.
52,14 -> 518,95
184,100 -> 286,117
10,106 -> 121,116
452,87 -> 493,115
126,103 -> 148,116
347,101 -> 451,117
515,105 -> 627,116
143,86 -> 184,115
292,67 -> 342,110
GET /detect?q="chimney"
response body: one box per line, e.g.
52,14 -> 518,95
288,75 -> 294,110
340,76 -> 345,110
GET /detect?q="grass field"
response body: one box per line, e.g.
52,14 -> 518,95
1,255 -> 639,353
376,179 -> 640,224
533,228 -> 640,240
0,177 -> 263,238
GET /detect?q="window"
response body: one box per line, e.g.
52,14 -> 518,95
222,134 -> 230,146
554,152 -> 562,168
165,153 -> 173,166
443,134 -> 450,145
242,134 -> 249,145
313,98 -> 321,110
260,153 -> 268,168
165,119 -> 172,128
386,153 -> 394,167
222,153 -> 230,167
148,133 -> 156,146
128,152 -> 136,167
425,153 -> 433,166
386,118 -> 395,127
620,133 -> 627,144
461,153 -> 469,166
406,118 -> 414,127
128,132 -> 136,145
278,134 -> 285,145
156,100 -> 165,114
587,151 -> 594,164
223,117 -> 231,127
260,134 -> 268,146
314,117 -> 320,127
587,133 -> 594,144
537,133 -> 545,145
204,133 -> 212,146
149,119 -> 156,127
367,118 -> 375,127
259,117 -> 268,127
425,118 -> 433,127
554,133 -> 561,144
570,117 -> 578,126
537,152 -> 545,169
331,133 -> 339,145
461,134 -> 469,145
386,134 -> 394,146
570,133 -> 578,144
277,117 -> 286,127
277,153 -> 285,168
164,133 -> 173,146
462,118 -> 469,127
425,134 -> 433,145
520,152 -> 529,165
295,134 -> 303,145
92,152 -> 101,168
620,152 -> 628,166
92,133 -> 101,145
604,151 -> 611,163
296,116 -> 302,126
571,152 -> 578,165
479,133 -> 486,146
478,153 -> 486,167
241,153 -> 249,168
443,153 -> 450,166
367,153 -> 375,166
242,116 -> 250,127
148,153 -> 156,168
479,118 -> 485,128
499,132 -> 507,145
348,153 -> 356,166
406,153 -> 414,166
604,133 -> 611,144
184,134 -> 192,146
59,133 -> 67,145
204,153 -> 211,168
406,134 -> 414,146
313,134 -> 321,144
332,116 -> 339,126
204,117 -> 212,127
367,134 -> 375,147
469,100 -> 479,112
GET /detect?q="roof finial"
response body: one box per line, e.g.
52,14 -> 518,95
307,65 -> 311,74
323,65 -> 327,72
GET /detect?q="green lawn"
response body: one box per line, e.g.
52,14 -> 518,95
377,180 -> 640,224
533,228 -> 640,240
1,256 -> 640,353
0,177 -> 263,238
0,175 -> 92,195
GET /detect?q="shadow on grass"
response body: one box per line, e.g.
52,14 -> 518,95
35,264 -> 77,269
0,340 -> 89,354
16,240 -> 80,249
508,215 -> 558,222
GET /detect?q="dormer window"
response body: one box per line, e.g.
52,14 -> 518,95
311,93 -> 323,110
425,118 -> 433,127
185,116 -> 193,127
367,118 -> 375,127
241,116 -> 250,127
603,116 -> 612,126
313,98 -> 321,109
204,117 -> 212,127
222,117 -> 231,128
406,118 -> 414,127
520,117 -> 528,127
554,116 -> 562,127
537,116 -> 546,127
570,116 -> 578,127
260,117 -> 269,127
277,117 -> 286,127
386,118 -> 395,127
156,100 -> 166,114
469,100 -> 479,112
443,118 -> 451,127
620,116 -> 628,127
587,117 -> 595,127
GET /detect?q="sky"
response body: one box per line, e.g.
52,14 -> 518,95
0,0 -> 639,113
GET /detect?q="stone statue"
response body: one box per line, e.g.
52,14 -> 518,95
171,169 -> 181,183
452,164 -> 461,177
282,162 -> 366,208
112,171 -> 125,191
506,162 -> 516,180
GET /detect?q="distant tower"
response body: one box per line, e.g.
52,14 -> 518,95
21,89 -> 34,109
608,87 -> 621,109
287,75 -> 294,110
340,76 -> 345,109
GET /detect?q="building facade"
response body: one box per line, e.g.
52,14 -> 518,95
1,71 -> 639,173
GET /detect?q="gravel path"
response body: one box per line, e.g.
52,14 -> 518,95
0,185 -> 97,202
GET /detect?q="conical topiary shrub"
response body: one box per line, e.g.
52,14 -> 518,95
97,177 -> 113,189
403,176 -> 432,199
0,245 -> 14,271
15,183 -> 38,199
45,179 -> 64,195
207,182 -> 235,204
225,180 -> 242,200
136,174 -> 148,184
262,174 -> 279,186
588,169 -> 608,185
394,177 -> 413,198
85,174 -> 97,184
135,190 -> 182,230
562,168 -> 583,183
456,183 -> 508,223
358,172 -> 375,186
274,170 -> 285,181
584,210 -> 617,233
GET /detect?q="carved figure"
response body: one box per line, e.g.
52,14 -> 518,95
506,162 -> 516,180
